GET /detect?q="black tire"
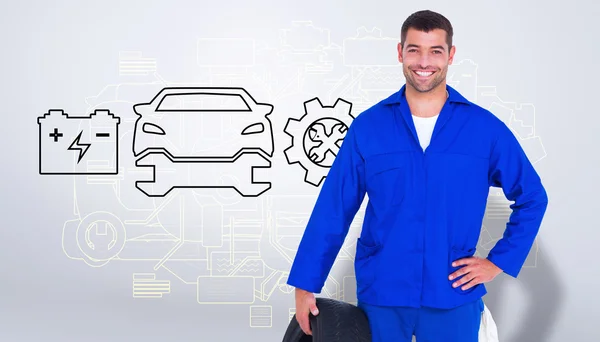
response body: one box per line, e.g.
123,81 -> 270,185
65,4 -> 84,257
282,297 -> 372,342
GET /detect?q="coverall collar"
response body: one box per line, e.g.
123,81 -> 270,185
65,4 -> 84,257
380,84 -> 471,106
381,84 -> 472,152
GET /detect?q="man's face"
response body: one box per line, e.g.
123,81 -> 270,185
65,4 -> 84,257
398,28 -> 455,93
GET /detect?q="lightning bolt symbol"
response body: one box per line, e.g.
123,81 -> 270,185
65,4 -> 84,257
68,130 -> 91,163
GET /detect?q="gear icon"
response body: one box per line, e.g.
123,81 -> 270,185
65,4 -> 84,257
283,97 -> 355,187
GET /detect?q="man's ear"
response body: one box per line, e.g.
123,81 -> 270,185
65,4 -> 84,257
448,45 -> 456,65
397,42 -> 403,63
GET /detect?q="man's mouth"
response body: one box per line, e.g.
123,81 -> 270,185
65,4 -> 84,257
413,70 -> 435,78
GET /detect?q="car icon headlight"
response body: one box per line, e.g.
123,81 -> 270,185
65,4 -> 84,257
241,123 -> 264,135
143,123 -> 166,135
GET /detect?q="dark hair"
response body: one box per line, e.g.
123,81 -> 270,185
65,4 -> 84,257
400,10 -> 453,50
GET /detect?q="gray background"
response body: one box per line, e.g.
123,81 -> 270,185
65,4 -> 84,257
1,0 -> 599,341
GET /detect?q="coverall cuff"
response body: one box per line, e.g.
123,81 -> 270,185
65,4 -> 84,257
286,258 -> 325,294
486,253 -> 520,278
286,276 -> 322,294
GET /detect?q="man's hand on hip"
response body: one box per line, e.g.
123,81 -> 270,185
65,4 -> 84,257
448,256 -> 503,290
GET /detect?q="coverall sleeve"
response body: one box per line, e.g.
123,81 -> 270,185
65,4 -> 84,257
286,122 -> 367,293
486,122 -> 549,278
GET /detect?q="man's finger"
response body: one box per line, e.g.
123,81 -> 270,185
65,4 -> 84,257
452,257 -> 476,267
452,272 -> 476,288
448,265 -> 473,281
297,314 -> 312,335
461,276 -> 480,290
309,303 -> 319,316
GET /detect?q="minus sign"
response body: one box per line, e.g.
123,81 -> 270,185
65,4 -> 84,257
96,133 -> 110,137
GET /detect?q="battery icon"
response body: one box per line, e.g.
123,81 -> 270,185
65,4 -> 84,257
37,109 -> 121,175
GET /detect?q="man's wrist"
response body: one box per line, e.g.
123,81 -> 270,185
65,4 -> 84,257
486,258 -> 504,276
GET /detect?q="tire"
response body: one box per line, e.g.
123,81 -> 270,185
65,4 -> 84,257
282,297 -> 371,342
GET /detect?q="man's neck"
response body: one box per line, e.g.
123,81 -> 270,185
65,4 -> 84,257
405,83 -> 448,118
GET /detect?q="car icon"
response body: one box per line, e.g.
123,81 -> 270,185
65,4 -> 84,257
132,87 -> 275,197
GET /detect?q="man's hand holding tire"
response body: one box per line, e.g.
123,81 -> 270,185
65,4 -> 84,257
295,288 -> 319,335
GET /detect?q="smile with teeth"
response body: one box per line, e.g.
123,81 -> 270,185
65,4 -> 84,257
414,70 -> 434,77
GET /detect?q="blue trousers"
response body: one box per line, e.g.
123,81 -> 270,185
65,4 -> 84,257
358,298 -> 484,342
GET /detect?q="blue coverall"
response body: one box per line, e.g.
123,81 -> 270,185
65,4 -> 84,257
286,84 -> 549,341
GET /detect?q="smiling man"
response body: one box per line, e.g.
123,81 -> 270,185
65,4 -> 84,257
287,9 -> 548,342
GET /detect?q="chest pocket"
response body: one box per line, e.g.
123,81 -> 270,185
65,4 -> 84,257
431,152 -> 490,193
364,152 -> 411,207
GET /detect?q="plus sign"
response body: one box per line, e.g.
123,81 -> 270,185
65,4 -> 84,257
49,128 -> 63,142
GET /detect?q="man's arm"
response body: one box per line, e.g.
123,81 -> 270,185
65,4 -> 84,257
486,122 -> 549,278
286,121 -> 367,293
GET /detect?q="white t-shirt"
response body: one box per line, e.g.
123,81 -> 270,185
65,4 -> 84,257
412,114 -> 439,151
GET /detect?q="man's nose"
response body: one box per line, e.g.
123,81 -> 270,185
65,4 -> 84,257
417,54 -> 431,68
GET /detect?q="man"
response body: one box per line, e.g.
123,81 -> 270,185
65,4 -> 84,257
286,9 -> 548,342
